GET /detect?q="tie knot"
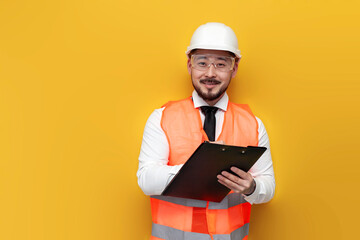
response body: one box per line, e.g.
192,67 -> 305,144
200,106 -> 218,115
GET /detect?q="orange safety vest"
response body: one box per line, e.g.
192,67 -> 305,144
150,97 -> 259,240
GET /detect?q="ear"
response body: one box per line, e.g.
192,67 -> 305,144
187,58 -> 192,75
231,58 -> 240,78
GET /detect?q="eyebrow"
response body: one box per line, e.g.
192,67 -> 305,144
194,55 -> 208,60
194,55 -> 229,61
216,56 -> 227,61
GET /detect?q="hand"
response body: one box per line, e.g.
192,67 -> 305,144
217,166 -> 256,195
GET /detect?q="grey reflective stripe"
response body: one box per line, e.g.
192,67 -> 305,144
231,223 -> 249,240
208,193 -> 247,209
151,195 -> 207,208
151,193 -> 247,209
152,223 -> 249,240
152,223 -> 211,240
213,223 -> 249,240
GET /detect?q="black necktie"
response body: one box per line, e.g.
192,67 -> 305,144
200,106 -> 218,141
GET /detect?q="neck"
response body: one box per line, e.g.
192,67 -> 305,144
205,99 -> 219,106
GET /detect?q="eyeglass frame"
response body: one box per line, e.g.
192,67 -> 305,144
190,54 -> 236,72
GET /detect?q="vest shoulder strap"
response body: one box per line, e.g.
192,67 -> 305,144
161,97 -> 192,109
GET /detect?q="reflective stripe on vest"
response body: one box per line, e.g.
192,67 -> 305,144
150,97 -> 258,239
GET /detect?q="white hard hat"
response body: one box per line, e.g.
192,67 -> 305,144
186,22 -> 241,58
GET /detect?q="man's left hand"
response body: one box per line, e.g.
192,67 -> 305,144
217,166 -> 256,195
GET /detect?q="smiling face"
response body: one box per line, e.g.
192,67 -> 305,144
187,49 -> 239,106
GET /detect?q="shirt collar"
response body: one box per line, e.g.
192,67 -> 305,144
192,90 -> 228,111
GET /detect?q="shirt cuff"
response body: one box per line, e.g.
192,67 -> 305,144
243,178 -> 261,204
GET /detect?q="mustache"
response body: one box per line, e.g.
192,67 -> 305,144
199,78 -> 221,84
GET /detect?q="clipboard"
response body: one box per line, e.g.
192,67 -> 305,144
161,142 -> 266,202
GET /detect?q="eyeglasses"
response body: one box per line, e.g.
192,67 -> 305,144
191,54 -> 235,72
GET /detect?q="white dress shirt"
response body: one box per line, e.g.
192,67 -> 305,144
137,90 -> 275,204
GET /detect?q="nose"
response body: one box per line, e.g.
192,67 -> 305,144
204,63 -> 217,78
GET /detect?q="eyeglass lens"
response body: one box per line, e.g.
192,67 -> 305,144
192,55 -> 234,72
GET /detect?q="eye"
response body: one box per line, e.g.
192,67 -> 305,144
216,63 -> 227,68
197,61 -> 207,67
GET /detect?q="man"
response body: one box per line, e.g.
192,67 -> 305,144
137,22 -> 275,240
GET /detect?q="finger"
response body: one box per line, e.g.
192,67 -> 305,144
220,171 -> 246,185
217,175 -> 244,193
230,167 -> 250,180
217,174 -> 245,189
217,179 -> 234,190
218,171 -> 255,193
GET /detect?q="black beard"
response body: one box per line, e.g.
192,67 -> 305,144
192,78 -> 230,101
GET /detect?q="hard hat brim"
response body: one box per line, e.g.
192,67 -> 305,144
186,45 -> 241,58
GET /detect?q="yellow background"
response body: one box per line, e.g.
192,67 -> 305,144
1,0 -> 359,239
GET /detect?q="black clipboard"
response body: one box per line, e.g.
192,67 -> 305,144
161,142 -> 266,202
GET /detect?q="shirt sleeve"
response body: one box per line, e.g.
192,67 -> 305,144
137,108 -> 183,195
243,117 -> 276,204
